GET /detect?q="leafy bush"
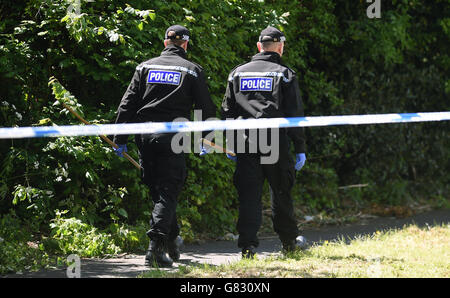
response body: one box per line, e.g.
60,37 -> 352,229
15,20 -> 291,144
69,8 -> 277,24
0,212 -> 50,275
0,0 -> 448,263
107,221 -> 148,253
49,210 -> 120,257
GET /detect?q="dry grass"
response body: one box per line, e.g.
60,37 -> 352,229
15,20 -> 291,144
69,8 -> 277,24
142,224 -> 450,278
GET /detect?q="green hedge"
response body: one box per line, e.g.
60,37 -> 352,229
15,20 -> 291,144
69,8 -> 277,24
0,0 -> 449,250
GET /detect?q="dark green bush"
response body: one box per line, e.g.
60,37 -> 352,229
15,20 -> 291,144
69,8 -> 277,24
0,0 -> 448,267
0,211 -> 51,274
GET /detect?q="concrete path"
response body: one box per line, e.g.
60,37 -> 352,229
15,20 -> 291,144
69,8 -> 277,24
5,209 -> 449,278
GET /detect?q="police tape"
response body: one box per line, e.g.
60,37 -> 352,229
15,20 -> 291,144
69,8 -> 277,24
1,112 -> 449,139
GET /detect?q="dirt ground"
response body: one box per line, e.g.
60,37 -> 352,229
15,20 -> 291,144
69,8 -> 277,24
4,209 -> 449,278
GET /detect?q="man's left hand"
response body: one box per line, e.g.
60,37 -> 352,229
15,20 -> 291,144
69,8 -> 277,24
114,144 -> 128,158
295,153 -> 306,171
199,144 -> 211,156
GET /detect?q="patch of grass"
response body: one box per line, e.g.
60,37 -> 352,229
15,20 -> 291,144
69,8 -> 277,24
0,212 -> 52,275
141,224 -> 450,278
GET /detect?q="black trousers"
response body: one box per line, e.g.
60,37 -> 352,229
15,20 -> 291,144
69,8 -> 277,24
233,134 -> 299,248
136,134 -> 187,243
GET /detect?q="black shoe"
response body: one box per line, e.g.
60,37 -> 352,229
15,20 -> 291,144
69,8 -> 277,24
242,245 -> 256,259
145,240 -> 173,268
282,236 -> 310,253
167,236 -> 183,262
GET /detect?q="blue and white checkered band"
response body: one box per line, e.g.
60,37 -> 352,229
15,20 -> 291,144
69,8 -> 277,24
240,77 -> 273,92
147,70 -> 181,85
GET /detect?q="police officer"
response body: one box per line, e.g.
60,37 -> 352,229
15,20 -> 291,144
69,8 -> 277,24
113,25 -> 216,267
221,26 -> 307,258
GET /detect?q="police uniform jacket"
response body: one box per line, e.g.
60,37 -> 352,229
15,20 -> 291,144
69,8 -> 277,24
221,51 -> 306,153
114,44 -> 216,144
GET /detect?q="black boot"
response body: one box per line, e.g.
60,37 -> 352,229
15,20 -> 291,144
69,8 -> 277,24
167,236 -> 183,262
145,240 -> 173,268
241,245 -> 257,259
282,236 -> 310,254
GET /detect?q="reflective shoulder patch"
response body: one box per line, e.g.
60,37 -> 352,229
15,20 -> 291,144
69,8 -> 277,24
239,77 -> 273,92
147,70 -> 182,85
230,71 -> 289,83
138,64 -> 198,78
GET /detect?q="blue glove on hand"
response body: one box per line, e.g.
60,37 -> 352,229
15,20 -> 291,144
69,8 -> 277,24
114,144 -> 127,158
199,144 -> 211,156
226,153 -> 237,162
295,153 -> 306,171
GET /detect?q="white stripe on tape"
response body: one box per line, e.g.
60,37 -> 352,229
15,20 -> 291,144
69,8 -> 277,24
0,112 -> 449,139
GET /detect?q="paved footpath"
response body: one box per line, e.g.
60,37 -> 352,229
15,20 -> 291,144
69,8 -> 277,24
5,209 -> 449,278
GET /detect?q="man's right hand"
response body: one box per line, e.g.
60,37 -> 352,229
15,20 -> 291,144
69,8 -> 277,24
295,153 -> 306,171
114,144 -> 127,158
226,153 -> 237,162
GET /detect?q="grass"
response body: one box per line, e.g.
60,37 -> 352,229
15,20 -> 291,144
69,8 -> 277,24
142,224 -> 450,278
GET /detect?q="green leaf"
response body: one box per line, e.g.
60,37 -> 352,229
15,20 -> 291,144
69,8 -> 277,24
38,118 -> 52,125
61,15 -> 70,23
85,171 -> 93,182
118,208 -> 128,218
109,33 -> 119,43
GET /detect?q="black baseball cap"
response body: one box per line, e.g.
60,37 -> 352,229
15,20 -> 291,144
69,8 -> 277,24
259,26 -> 286,42
165,25 -> 190,41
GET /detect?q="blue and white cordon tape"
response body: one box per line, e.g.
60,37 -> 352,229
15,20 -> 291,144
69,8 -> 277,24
0,112 -> 449,139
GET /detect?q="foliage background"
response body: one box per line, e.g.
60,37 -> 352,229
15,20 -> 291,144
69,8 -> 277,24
0,0 -> 449,273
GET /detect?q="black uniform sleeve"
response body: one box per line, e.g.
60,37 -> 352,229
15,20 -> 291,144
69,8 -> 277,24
191,68 -> 217,139
113,68 -> 142,144
220,76 -> 240,153
221,78 -> 237,120
282,72 -> 306,153
192,69 -> 216,120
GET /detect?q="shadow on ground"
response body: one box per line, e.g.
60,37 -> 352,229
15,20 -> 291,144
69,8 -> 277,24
4,209 -> 449,278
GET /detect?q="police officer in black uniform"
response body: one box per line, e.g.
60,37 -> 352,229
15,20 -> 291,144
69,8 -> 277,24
221,26 -> 307,258
113,25 -> 216,267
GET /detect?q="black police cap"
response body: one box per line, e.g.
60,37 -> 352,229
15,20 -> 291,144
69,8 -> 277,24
165,25 -> 190,41
259,26 -> 286,42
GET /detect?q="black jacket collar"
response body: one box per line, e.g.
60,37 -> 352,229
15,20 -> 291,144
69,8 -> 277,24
251,51 -> 282,64
161,44 -> 187,59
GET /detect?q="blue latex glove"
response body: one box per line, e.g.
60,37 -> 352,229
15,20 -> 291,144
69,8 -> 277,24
226,153 -> 237,162
199,144 -> 211,156
295,153 -> 306,171
114,144 -> 127,158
